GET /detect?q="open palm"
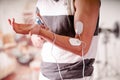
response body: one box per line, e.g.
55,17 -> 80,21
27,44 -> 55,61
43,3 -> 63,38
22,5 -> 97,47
8,18 -> 33,34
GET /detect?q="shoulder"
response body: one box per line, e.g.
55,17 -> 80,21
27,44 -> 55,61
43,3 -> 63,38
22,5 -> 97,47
74,0 -> 101,10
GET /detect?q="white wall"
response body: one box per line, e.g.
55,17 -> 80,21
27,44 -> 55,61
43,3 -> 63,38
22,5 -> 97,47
0,0 -> 36,34
95,0 -> 120,80
100,0 -> 120,28
98,0 -> 120,64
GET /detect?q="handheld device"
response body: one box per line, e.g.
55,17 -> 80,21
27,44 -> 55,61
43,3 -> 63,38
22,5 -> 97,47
35,16 -> 44,25
35,7 -> 44,25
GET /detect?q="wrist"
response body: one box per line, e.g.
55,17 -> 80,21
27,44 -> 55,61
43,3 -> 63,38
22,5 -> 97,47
38,26 -> 42,35
39,28 -> 56,43
52,33 -> 56,43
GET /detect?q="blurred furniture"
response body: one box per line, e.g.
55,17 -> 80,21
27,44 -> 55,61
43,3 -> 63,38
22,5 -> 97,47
0,33 -> 41,80
0,53 -> 16,79
2,59 -> 40,80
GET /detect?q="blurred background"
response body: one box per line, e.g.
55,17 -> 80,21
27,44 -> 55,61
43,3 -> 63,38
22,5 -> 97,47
0,0 -> 120,80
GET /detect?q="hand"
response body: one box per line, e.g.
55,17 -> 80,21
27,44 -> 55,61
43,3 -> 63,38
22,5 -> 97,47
30,24 -> 49,48
29,23 -> 49,35
29,24 -> 42,35
31,34 -> 44,48
8,18 -> 33,34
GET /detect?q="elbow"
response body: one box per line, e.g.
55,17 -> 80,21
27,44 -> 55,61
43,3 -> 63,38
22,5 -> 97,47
82,39 -> 92,56
79,38 -> 92,56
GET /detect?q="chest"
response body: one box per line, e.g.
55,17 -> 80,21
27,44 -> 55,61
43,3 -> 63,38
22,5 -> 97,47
36,0 -> 75,16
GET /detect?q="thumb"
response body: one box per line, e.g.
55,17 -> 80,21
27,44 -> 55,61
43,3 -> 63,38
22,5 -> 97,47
8,18 -> 15,26
11,18 -> 15,26
29,30 -> 32,36
12,18 -> 15,25
8,19 -> 11,25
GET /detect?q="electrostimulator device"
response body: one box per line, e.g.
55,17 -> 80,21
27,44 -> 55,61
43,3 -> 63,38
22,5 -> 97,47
35,7 -> 44,25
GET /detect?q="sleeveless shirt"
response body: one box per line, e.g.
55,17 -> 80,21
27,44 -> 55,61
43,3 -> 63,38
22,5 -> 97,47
36,0 -> 99,79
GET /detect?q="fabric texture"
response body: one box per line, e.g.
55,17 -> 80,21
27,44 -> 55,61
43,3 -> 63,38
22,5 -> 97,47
35,0 -> 99,80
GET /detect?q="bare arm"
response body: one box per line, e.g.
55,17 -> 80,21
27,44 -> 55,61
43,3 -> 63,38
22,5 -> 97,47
31,0 -> 100,56
10,0 -> 100,56
74,0 -> 101,54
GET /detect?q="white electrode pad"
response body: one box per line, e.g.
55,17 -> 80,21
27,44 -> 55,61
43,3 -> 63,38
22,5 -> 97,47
69,38 -> 81,46
75,21 -> 83,35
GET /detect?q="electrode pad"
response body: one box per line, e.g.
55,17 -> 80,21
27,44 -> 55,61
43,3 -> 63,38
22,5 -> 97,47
75,21 -> 83,35
69,38 -> 81,46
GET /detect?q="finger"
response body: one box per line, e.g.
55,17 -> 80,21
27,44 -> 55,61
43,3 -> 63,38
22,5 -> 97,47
8,19 -> 11,25
46,27 -> 49,30
29,31 -> 32,36
41,25 -> 49,30
8,18 -> 15,26
12,18 -> 15,24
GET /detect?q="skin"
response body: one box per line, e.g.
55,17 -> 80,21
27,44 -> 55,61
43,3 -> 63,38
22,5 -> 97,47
8,0 -> 101,56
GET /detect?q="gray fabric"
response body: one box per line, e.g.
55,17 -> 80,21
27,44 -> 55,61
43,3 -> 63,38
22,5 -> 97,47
42,15 -> 75,37
40,58 -> 95,80
42,15 -> 99,38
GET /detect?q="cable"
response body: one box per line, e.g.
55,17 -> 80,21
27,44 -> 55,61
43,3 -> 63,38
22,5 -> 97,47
51,33 -> 63,80
51,35 -> 87,80
81,41 -> 94,80
51,34 -> 87,80
51,33 -> 95,80
35,7 -> 63,80
81,41 -> 86,80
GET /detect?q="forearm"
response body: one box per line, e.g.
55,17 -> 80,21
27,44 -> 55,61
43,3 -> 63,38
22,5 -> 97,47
73,0 -> 100,55
38,0 -> 100,56
39,28 -> 84,56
